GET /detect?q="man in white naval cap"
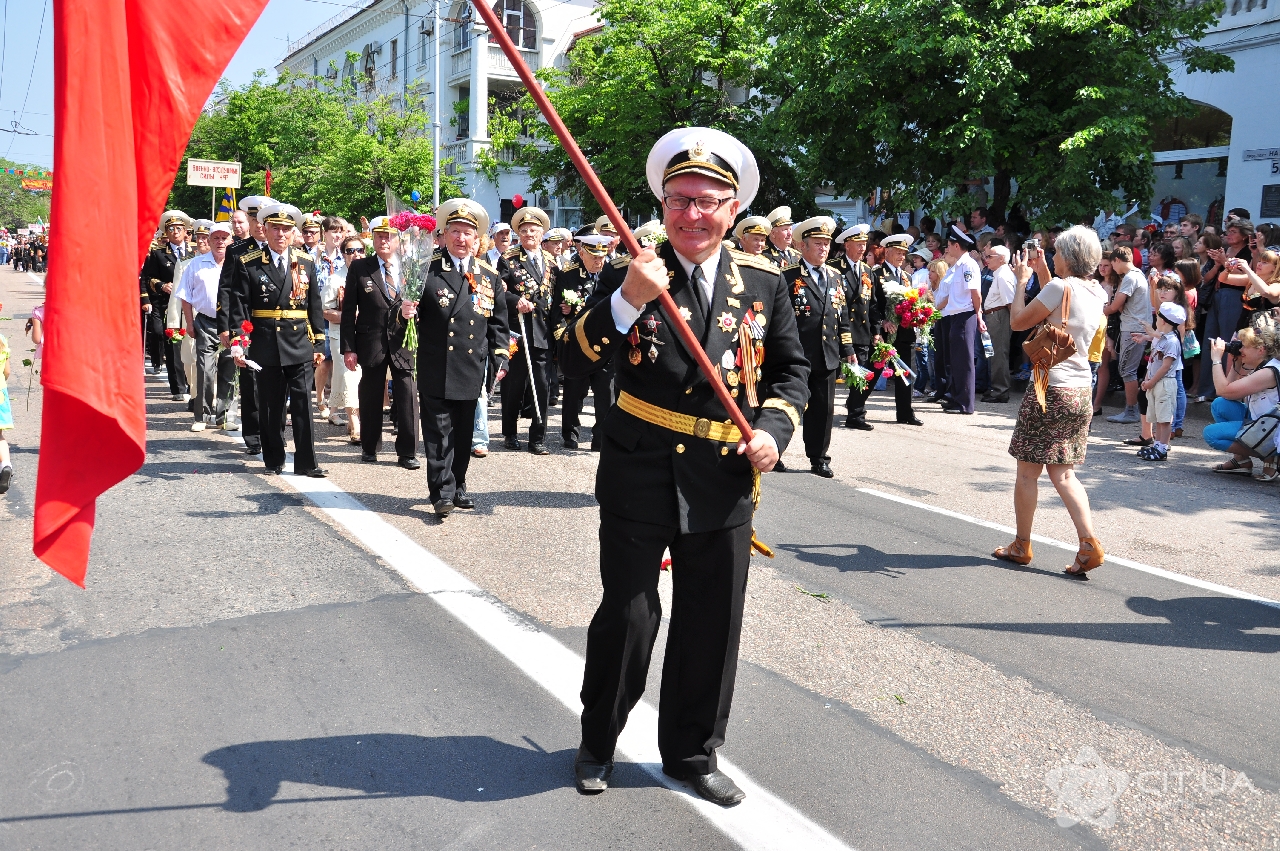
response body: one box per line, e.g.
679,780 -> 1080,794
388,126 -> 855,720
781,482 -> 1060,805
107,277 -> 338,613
935,224 -> 983,414
869,232 -> 925,426
761,205 -> 799,269
140,210 -> 195,401
831,224 -> 878,430
561,126 -> 809,806
732,215 -> 771,255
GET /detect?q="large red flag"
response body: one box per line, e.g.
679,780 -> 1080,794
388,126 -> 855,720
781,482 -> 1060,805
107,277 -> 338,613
36,0 -> 268,585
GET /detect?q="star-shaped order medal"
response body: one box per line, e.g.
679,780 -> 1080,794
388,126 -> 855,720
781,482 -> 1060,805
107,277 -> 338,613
717,312 -> 737,333
678,305 -> 692,322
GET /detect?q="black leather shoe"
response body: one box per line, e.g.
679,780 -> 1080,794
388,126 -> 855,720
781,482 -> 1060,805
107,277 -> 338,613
263,466 -> 283,475
398,456 -> 421,470
940,401 -> 962,412
301,467 -> 328,478
504,436 -> 522,451
529,442 -> 550,456
982,394 -> 1010,403
433,499 -> 454,518
689,770 -> 746,807
897,416 -> 924,426
773,459 -> 787,472
563,439 -> 579,449
574,746 -> 614,794
361,452 -> 377,463
844,419 -> 874,431
244,442 -> 262,455
944,407 -> 974,415
810,460 -> 834,478
453,492 -> 475,510
924,394 -> 944,404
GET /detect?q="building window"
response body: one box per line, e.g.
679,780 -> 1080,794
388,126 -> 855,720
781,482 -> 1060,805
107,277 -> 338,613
491,0 -> 537,50
390,39 -> 399,77
419,27 -> 428,66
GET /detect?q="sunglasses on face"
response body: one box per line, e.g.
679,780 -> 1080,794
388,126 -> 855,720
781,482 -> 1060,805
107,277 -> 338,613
343,247 -> 364,255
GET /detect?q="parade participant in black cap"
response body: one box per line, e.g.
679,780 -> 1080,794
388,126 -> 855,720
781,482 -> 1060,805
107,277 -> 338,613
937,224 -> 985,414
499,205 -> 556,455
552,228 -> 614,449
834,224 -> 877,429
562,126 -> 808,807
140,210 -> 195,401
871,233 -> 924,425
218,194 -> 275,455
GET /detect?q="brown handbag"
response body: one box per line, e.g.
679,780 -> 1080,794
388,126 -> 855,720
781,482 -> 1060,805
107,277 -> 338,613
1022,281 -> 1076,411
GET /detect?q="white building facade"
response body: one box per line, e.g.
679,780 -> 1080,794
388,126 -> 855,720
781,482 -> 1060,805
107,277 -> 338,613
278,0 -> 601,228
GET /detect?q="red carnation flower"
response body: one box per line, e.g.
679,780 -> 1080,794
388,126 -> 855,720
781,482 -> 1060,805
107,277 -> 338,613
240,320 -> 253,334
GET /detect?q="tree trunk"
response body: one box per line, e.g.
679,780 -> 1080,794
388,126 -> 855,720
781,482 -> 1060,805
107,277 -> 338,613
991,169 -> 1012,225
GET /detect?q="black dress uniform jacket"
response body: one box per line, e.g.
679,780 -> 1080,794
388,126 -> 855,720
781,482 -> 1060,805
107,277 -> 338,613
139,239 -> 192,314
549,260 -> 602,345
414,252 -> 509,400
340,256 -> 414,372
561,242 -> 809,534
227,245 -> 325,365
761,243 -> 800,271
838,258 -> 876,349
218,237 -> 262,335
783,261 -> 855,371
498,245 -> 555,349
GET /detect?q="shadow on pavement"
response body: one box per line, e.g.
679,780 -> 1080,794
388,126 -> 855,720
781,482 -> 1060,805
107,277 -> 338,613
777,542 -> 986,577
902,595 -> 1280,653
202,734 -> 576,811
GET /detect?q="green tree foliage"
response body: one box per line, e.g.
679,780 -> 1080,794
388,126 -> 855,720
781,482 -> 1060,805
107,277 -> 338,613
167,69 -> 461,221
763,0 -> 1232,226
510,0 -> 810,219
0,160 -> 52,230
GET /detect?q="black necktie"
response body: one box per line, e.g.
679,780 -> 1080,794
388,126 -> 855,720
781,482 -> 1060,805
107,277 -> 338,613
691,266 -> 709,316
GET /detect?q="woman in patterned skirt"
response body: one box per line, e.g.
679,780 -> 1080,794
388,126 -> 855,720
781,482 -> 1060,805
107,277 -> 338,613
997,226 -> 1108,578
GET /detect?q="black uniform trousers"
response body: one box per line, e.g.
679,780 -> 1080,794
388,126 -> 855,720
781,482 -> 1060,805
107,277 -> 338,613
239,366 -> 262,450
946,310 -> 979,413
580,510 -> 752,777
561,369 -> 613,446
803,367 -> 838,462
933,315 -> 953,397
145,308 -> 188,396
358,358 -> 419,459
844,344 -> 873,425
420,394 -> 477,503
885,326 -> 919,421
258,361 -> 318,472
501,345 -> 550,444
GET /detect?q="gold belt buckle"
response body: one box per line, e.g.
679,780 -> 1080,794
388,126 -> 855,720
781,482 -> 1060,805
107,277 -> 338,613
693,417 -> 711,439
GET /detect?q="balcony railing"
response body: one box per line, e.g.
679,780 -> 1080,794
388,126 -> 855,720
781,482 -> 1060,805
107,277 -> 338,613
487,44 -> 539,77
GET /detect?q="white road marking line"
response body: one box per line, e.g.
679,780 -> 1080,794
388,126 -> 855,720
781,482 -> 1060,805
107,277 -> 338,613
857,487 -> 1280,610
281,468 -> 854,851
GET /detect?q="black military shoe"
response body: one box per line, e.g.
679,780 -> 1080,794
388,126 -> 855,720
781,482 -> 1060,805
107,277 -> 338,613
811,460 -> 834,478
244,442 -> 262,455
982,393 -> 1010,403
301,467 -> 328,478
898,416 -> 925,426
361,452 -> 377,463
574,746 -> 614,794
563,439 -> 579,450
398,457 -> 421,470
263,465 -> 283,475
504,436 -> 522,451
773,458 -> 787,472
529,442 -> 550,456
453,491 -> 475,510
845,419 -> 874,431
689,771 -> 746,807
433,499 -> 454,518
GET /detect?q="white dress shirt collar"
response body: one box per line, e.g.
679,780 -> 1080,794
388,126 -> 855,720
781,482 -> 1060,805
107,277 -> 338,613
672,249 -> 720,303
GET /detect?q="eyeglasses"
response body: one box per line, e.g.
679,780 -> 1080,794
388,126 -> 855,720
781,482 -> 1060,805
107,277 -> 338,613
662,194 -> 735,213
342,247 -> 364,256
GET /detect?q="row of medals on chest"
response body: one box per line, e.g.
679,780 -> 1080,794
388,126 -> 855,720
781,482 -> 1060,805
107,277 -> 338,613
629,291 -> 767,396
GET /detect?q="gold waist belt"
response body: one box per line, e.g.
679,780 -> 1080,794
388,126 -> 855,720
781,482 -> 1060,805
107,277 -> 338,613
617,391 -> 742,443
251,309 -> 309,319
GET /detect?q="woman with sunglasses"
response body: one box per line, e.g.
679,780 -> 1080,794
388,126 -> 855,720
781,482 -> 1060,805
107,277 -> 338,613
321,235 -> 365,444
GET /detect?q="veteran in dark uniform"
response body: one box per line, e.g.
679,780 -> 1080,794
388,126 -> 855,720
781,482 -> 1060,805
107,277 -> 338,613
835,224 -> 879,430
760,206 -> 800,270
140,210 -> 195,401
551,228 -> 614,449
415,198 -> 510,517
498,205 -> 556,455
869,232 -> 924,426
218,195 -> 275,455
226,203 -> 327,477
594,214 -> 622,260
562,127 -> 809,806
783,215 -> 855,477
341,216 -> 421,468
732,215 -> 771,256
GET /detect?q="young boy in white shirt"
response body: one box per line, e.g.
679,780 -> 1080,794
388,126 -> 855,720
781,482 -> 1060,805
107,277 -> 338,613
1138,302 -> 1187,461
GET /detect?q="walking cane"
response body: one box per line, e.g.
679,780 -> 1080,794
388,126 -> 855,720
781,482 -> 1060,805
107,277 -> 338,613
516,310 -> 542,425
469,0 -> 753,443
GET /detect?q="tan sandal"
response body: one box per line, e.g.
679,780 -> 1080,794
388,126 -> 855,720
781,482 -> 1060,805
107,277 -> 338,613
993,537 -> 1033,565
1065,537 -> 1104,578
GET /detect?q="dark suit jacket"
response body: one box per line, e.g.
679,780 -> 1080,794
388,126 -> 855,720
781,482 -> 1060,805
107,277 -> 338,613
218,237 -> 262,335
341,255 -> 413,371
549,261 -> 606,354
414,252 -> 510,401
140,240 -> 193,313
784,262 -> 854,372
226,245 -> 324,367
838,258 -> 875,349
498,245 -> 555,350
561,242 -> 809,534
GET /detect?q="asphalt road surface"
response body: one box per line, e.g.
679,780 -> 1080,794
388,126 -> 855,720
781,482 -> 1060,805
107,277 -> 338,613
2,264 -> 1276,850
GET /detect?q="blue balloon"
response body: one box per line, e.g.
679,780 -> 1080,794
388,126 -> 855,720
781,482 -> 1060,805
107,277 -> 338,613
411,190 -> 421,202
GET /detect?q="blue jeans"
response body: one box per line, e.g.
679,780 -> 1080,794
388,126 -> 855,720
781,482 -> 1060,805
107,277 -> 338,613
472,363 -> 490,449
1172,370 -> 1186,431
1203,397 -> 1247,452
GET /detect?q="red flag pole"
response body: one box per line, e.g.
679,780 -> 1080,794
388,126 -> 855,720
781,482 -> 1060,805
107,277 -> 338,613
469,1 -> 753,441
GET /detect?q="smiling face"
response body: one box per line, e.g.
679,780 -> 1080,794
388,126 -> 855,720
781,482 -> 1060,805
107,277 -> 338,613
661,172 -> 740,264
492,229 -> 512,252
517,222 -> 544,251
769,224 -> 793,251
741,232 -> 767,254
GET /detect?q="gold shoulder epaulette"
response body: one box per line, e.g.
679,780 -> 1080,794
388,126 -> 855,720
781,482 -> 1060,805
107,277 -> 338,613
291,247 -> 311,261
475,257 -> 498,276
431,249 -> 442,260
611,254 -> 632,269
150,239 -> 165,251
561,261 -> 580,272
241,248 -> 264,263
728,247 -> 781,272
780,262 -> 801,273
503,246 -> 522,259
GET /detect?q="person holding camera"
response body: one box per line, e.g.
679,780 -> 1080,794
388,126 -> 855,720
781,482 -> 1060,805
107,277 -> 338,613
1203,314 -> 1280,481
996,227 -> 1108,578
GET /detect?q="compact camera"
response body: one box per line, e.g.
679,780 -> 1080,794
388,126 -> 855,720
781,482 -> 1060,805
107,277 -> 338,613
1225,340 -> 1244,356
1023,237 -> 1041,251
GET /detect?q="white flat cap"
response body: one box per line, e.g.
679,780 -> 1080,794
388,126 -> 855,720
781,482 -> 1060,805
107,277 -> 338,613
238,195 -> 276,214
257,203 -> 303,227
766,206 -> 793,227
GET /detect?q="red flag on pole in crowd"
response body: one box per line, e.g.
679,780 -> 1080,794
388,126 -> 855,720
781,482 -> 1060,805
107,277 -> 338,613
36,0 -> 269,586
264,166 -> 272,196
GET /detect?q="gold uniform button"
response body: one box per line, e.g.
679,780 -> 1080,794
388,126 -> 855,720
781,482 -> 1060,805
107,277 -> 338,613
468,348 -> 473,353
676,443 -> 685,453
448,345 -> 454,351
470,319 -> 475,325
469,334 -> 474,339
449,331 -> 455,337
450,318 -> 455,323
685,387 -> 692,394
721,447 -> 729,456
602,336 -> 610,345
593,345 -> 601,352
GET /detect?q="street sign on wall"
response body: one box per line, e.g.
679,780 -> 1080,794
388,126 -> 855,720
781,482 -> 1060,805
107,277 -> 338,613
186,159 -> 242,188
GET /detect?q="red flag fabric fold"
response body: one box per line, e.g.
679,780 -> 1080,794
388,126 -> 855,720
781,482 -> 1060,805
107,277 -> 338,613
36,0 -> 268,585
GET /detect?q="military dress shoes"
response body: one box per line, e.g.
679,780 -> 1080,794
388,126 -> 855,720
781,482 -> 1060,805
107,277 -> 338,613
433,499 -> 455,518
361,452 -> 377,463
811,460 -> 834,478
529,442 -> 550,456
299,467 -> 328,478
563,438 -> 579,450
898,416 -> 925,426
982,393 -> 1010,403
453,491 -> 475,510
845,419 -> 874,431
773,459 -> 787,472
244,441 -> 262,456
263,466 -> 283,475
504,436 -> 522,451
662,767 -> 746,807
398,457 -> 421,470
574,746 -> 614,794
